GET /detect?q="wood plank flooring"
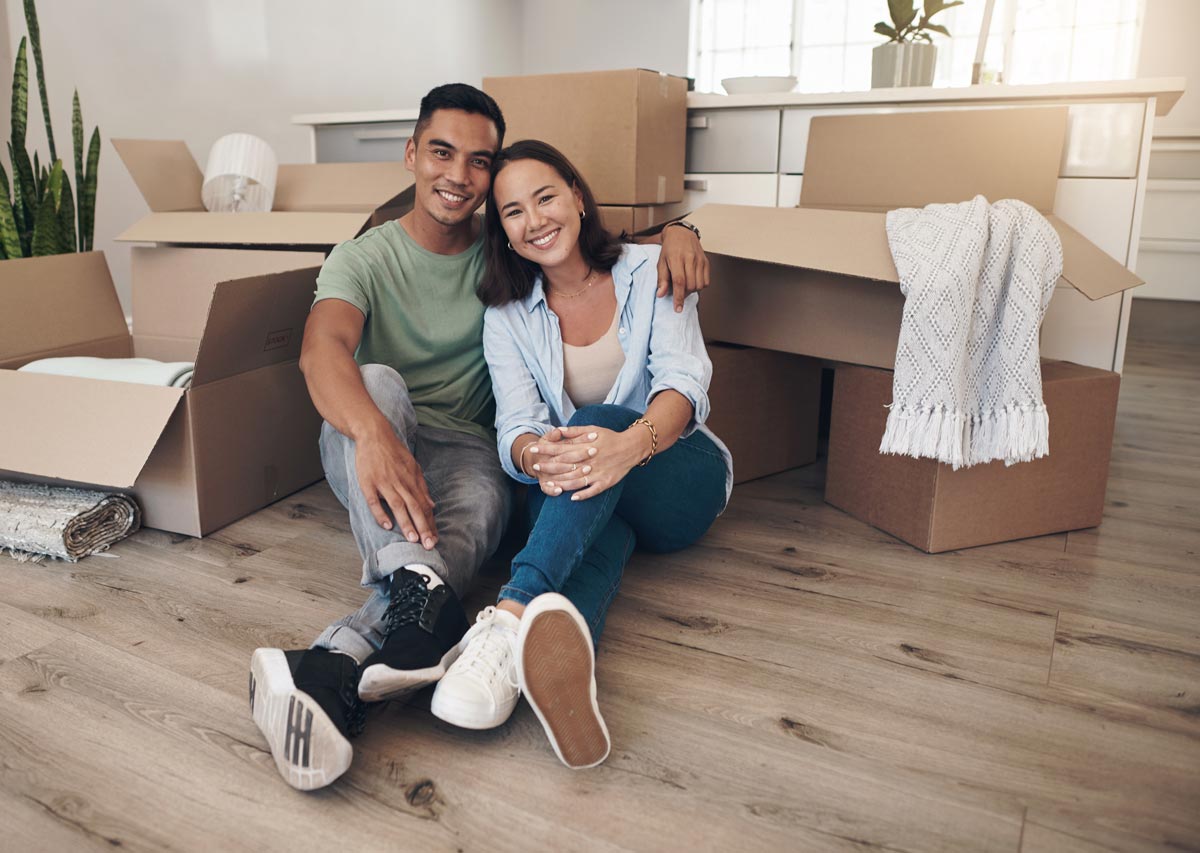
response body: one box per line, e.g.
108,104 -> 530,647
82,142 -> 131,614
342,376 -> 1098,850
2,299 -> 1197,852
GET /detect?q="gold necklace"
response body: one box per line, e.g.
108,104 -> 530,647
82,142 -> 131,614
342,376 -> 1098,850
550,268 -> 598,300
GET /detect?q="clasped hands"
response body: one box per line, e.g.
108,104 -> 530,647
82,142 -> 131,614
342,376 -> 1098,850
525,425 -> 649,501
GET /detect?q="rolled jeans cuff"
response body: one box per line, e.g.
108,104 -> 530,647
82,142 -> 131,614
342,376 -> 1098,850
498,582 -> 539,607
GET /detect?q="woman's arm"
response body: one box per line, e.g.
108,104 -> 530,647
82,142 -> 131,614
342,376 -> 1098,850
482,309 -> 553,484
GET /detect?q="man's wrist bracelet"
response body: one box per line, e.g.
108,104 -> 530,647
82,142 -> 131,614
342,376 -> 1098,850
632,417 -> 658,466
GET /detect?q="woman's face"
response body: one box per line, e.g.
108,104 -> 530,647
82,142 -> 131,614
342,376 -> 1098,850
493,158 -> 585,270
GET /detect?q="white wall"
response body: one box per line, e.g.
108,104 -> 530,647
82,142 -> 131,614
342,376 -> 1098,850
2,0 -> 525,311
1138,0 -> 1199,132
518,0 -> 690,76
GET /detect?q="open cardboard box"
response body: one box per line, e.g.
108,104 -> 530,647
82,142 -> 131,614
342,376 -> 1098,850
112,138 -> 415,249
0,251 -> 325,537
686,107 -> 1144,368
484,69 -> 686,206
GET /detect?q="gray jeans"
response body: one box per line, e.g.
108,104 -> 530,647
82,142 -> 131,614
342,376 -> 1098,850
312,364 -> 512,663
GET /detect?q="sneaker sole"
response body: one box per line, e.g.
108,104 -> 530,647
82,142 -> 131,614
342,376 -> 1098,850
249,648 -> 353,791
357,643 -> 462,703
520,610 -> 610,769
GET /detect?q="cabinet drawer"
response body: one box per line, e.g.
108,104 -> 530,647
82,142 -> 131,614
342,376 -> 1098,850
1060,103 -> 1144,179
686,109 -> 781,173
314,121 -> 417,163
1054,178 -> 1137,263
678,173 -> 778,209
1041,286 -> 1123,371
1141,180 -> 1200,241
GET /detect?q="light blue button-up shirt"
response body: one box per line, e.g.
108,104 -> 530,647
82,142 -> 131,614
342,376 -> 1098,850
482,243 -> 733,503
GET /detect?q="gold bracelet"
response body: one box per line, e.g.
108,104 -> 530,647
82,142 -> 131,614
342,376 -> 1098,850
518,441 -> 536,476
632,417 -> 658,466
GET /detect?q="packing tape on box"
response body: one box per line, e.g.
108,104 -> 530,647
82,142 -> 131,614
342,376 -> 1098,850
657,176 -> 666,204
658,72 -> 669,98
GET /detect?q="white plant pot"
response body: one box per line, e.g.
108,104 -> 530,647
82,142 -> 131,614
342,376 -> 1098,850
871,42 -> 938,88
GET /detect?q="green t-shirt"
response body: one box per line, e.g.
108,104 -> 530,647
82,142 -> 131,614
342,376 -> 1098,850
313,219 -> 495,443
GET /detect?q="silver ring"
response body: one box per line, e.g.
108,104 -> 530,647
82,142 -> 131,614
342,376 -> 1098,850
571,463 -> 577,471
584,476 -> 589,487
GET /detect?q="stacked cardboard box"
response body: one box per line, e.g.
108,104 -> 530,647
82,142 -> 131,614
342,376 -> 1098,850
0,140 -> 416,537
685,107 -> 1144,548
825,361 -> 1120,552
484,69 -> 686,236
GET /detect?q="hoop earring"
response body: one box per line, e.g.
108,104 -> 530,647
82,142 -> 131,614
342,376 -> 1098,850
580,211 -> 586,220
507,241 -> 513,251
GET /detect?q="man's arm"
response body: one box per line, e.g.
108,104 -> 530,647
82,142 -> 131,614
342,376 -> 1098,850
630,220 -> 710,312
299,299 -> 437,548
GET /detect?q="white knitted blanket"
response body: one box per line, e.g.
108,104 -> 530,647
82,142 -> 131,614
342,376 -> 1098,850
880,195 -> 1062,469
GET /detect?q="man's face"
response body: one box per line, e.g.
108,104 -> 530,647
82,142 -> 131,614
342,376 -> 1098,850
405,108 -> 500,228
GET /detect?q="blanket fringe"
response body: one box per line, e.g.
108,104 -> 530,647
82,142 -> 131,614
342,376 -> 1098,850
880,402 -> 1049,470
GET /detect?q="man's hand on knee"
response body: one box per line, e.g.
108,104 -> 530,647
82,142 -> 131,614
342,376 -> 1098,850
355,430 -> 438,549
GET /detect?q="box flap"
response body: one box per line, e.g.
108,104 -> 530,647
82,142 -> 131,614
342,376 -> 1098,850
1046,215 -> 1144,300
0,252 -> 130,365
192,265 -> 321,385
111,139 -> 204,212
132,246 -> 325,341
274,163 -> 414,212
0,371 -> 183,488
116,211 -> 372,247
687,204 -> 900,282
800,107 -> 1068,213
689,203 -> 1143,300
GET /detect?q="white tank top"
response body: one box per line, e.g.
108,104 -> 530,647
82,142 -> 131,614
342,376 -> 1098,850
562,308 -> 626,407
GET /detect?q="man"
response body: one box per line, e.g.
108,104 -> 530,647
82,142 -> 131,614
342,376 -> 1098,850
249,83 -> 707,791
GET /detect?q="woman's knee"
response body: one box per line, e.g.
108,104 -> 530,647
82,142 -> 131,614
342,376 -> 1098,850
568,404 -> 638,430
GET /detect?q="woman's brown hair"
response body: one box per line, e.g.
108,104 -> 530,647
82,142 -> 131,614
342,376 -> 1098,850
478,139 -> 623,307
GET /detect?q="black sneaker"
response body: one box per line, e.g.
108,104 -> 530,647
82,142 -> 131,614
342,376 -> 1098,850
249,647 -> 365,791
357,567 -> 470,703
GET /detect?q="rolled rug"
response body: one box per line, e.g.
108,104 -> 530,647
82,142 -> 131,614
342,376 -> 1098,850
0,480 -> 141,562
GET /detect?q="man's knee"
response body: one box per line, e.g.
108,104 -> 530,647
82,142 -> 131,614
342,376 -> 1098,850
568,404 -> 638,430
359,363 -> 408,402
359,364 -> 415,430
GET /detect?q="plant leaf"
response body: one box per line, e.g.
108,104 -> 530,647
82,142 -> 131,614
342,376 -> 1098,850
59,170 -> 76,254
0,162 -> 22,258
875,21 -> 901,40
31,158 -> 63,256
24,0 -> 56,162
924,22 -> 951,37
11,38 -> 28,146
887,0 -> 914,29
73,90 -> 84,250
9,139 -> 37,253
82,126 -> 100,252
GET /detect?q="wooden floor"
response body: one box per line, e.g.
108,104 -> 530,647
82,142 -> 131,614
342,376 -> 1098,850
2,300 -> 1198,853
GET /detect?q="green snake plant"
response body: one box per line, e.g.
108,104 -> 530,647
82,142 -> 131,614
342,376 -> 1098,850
0,0 -> 100,259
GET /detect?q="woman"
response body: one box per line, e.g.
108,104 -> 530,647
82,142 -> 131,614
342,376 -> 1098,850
429,140 -> 732,769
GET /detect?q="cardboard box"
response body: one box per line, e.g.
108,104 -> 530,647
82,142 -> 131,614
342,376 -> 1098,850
706,344 -> 822,484
484,69 -> 686,206
597,205 -> 668,238
0,251 -> 325,537
685,107 -> 1144,368
824,361 -> 1120,552
112,138 -> 414,249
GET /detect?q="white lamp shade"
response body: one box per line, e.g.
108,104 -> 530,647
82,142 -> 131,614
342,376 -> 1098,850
202,133 -> 278,213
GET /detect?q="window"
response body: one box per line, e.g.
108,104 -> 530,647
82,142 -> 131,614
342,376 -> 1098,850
689,0 -> 1145,94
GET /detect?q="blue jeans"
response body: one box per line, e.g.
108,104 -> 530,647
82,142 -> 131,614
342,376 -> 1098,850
499,404 -> 728,645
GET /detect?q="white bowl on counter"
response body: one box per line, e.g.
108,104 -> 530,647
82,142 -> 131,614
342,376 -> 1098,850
721,75 -> 798,95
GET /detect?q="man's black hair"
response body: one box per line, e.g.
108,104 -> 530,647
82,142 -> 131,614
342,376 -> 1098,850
415,83 -> 506,145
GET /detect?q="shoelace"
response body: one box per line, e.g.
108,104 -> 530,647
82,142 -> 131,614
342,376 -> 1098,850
383,570 -> 433,636
459,607 -> 519,690
333,658 -> 368,737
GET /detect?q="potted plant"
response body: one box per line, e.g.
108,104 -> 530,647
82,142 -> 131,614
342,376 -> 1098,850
871,0 -> 963,89
0,0 -> 100,260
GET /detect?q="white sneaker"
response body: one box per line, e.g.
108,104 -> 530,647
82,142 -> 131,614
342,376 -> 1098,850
430,606 -> 521,730
517,593 -> 610,769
